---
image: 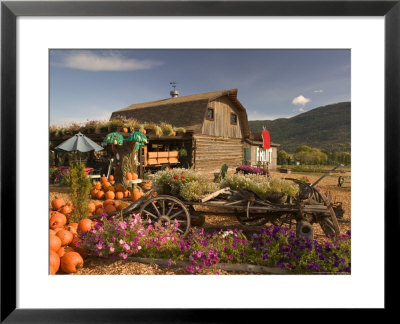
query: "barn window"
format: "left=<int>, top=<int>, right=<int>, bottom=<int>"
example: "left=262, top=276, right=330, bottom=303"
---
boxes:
left=207, top=108, right=214, bottom=120
left=231, top=113, right=237, bottom=124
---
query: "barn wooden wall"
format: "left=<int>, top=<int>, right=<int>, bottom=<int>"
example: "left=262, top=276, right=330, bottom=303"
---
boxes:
left=201, top=96, right=243, bottom=138
left=193, top=134, right=243, bottom=172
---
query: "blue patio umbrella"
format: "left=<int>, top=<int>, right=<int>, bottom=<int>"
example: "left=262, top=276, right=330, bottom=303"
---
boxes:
left=55, top=132, right=103, bottom=163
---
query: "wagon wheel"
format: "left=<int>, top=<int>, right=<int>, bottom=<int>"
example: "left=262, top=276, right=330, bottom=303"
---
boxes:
left=138, top=195, right=191, bottom=237
left=234, top=200, right=271, bottom=226
left=309, top=187, right=341, bottom=237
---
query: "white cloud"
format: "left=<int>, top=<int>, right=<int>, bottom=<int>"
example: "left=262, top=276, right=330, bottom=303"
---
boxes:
left=54, top=51, right=163, bottom=71
left=313, top=89, right=324, bottom=93
left=292, top=95, right=311, bottom=107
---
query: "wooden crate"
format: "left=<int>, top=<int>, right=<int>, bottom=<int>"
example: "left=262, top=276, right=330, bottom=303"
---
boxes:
left=148, top=152, right=158, bottom=159
left=147, top=158, right=158, bottom=165
left=169, top=151, right=179, bottom=158
left=158, top=152, right=169, bottom=158
left=157, top=158, right=169, bottom=164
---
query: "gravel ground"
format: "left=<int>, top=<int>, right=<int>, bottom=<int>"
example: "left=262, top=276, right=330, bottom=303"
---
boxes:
left=50, top=170, right=351, bottom=275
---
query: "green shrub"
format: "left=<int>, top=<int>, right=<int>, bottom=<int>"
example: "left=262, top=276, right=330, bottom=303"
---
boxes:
left=65, top=162, right=91, bottom=222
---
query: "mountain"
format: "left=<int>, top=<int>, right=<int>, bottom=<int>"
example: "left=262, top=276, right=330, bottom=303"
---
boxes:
left=248, top=102, right=351, bottom=153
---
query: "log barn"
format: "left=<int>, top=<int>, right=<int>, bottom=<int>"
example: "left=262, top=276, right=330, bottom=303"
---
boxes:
left=111, top=88, right=278, bottom=173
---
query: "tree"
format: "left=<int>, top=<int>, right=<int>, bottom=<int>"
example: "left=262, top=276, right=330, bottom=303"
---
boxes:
left=278, top=150, right=291, bottom=165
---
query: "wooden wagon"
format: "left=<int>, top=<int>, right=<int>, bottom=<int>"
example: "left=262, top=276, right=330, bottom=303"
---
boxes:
left=89, top=173, right=344, bottom=239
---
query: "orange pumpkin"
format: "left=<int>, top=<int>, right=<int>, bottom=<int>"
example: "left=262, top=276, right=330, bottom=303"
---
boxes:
left=59, top=205, right=72, bottom=215
left=56, top=229, right=74, bottom=246
left=102, top=181, right=111, bottom=189
left=88, top=202, right=96, bottom=213
left=66, top=201, right=74, bottom=210
left=131, top=188, right=143, bottom=202
left=96, top=190, right=105, bottom=200
left=100, top=176, right=108, bottom=183
left=93, top=200, right=103, bottom=209
left=171, top=131, right=176, bottom=136
left=60, top=252, right=84, bottom=274
left=94, top=182, right=102, bottom=190
left=66, top=223, right=78, bottom=236
left=91, top=188, right=99, bottom=198
left=122, top=127, right=128, bottom=133
left=49, top=250, right=60, bottom=275
left=57, top=245, right=74, bottom=258
left=49, top=229, right=56, bottom=236
left=115, top=191, right=124, bottom=200
left=125, top=172, right=133, bottom=180
left=131, top=172, right=138, bottom=180
left=142, top=129, right=147, bottom=135
left=124, top=190, right=130, bottom=198
left=104, top=204, right=117, bottom=213
left=95, top=207, right=105, bottom=215
left=103, top=199, right=115, bottom=207
left=78, top=219, right=92, bottom=233
left=50, top=234, right=62, bottom=252
left=105, top=191, right=115, bottom=200
left=49, top=212, right=67, bottom=229
left=109, top=175, right=114, bottom=181
left=51, top=197, right=65, bottom=211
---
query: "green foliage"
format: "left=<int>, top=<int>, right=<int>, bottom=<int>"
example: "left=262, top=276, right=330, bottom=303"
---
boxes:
left=220, top=173, right=299, bottom=200
left=65, top=162, right=91, bottom=223
left=277, top=150, right=292, bottom=164
left=49, top=167, right=59, bottom=183
left=153, top=168, right=218, bottom=201
left=295, top=145, right=312, bottom=153
left=178, top=148, right=188, bottom=157
left=248, top=102, right=351, bottom=153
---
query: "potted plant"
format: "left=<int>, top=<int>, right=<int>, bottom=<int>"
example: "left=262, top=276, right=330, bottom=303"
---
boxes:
left=173, top=127, right=186, bottom=136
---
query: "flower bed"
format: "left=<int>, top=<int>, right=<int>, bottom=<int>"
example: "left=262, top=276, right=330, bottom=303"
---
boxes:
left=78, top=214, right=351, bottom=274
left=236, top=164, right=269, bottom=175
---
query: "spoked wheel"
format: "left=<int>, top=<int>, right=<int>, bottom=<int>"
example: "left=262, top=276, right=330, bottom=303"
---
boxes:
left=138, top=195, right=191, bottom=237
left=234, top=201, right=270, bottom=226
left=310, top=187, right=341, bottom=237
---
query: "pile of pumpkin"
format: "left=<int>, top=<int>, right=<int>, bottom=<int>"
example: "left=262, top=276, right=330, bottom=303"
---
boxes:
left=49, top=197, right=93, bottom=275
left=89, top=173, right=144, bottom=208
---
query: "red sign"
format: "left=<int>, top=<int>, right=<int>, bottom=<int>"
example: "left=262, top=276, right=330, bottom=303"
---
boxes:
left=261, top=129, right=270, bottom=150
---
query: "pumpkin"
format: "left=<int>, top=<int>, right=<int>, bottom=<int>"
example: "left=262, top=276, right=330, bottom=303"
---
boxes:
left=106, top=186, right=115, bottom=193
left=96, top=190, right=105, bottom=200
left=94, top=182, right=102, bottom=190
left=125, top=172, right=133, bottom=180
left=124, top=190, right=130, bottom=198
left=131, top=187, right=143, bottom=202
left=78, top=219, right=92, bottom=233
left=115, top=191, right=124, bottom=200
left=66, top=223, right=78, bottom=236
left=66, top=201, right=74, bottom=210
left=103, top=199, right=115, bottom=207
left=56, top=229, right=74, bottom=246
left=60, top=252, right=84, bottom=274
left=49, top=229, right=56, bottom=236
left=171, top=131, right=176, bottom=136
left=131, top=172, right=138, bottom=180
left=105, top=191, right=115, bottom=200
left=51, top=197, right=65, bottom=211
left=93, top=200, right=103, bottom=209
left=109, top=175, right=114, bottom=181
left=57, top=246, right=74, bottom=258
left=102, top=181, right=111, bottom=189
left=142, top=129, right=147, bottom=135
left=122, top=127, right=128, bottom=133
left=90, top=188, right=99, bottom=198
left=100, top=176, right=108, bottom=183
left=95, top=207, right=105, bottom=215
left=49, top=250, right=60, bottom=275
left=53, top=227, right=64, bottom=234
left=104, top=204, right=117, bottom=213
left=59, top=205, right=72, bottom=215
left=49, top=234, right=62, bottom=252
left=49, top=212, right=67, bottom=229
left=88, top=202, right=96, bottom=213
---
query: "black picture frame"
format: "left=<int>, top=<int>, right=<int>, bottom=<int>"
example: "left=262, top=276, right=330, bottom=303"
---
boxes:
left=1, top=0, right=398, bottom=321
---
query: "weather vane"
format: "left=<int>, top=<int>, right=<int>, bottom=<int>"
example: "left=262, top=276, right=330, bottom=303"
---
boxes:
left=170, top=81, right=177, bottom=90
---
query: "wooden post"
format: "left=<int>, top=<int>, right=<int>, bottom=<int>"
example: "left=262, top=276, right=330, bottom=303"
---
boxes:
left=113, top=141, right=139, bottom=183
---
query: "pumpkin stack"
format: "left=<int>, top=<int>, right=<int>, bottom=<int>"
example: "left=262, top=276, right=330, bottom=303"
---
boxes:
left=49, top=197, right=91, bottom=275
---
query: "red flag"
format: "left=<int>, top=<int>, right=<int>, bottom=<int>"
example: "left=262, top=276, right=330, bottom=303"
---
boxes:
left=261, top=129, right=270, bottom=150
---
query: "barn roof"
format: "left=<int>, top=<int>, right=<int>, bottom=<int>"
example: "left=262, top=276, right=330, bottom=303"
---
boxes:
left=111, top=89, right=250, bottom=137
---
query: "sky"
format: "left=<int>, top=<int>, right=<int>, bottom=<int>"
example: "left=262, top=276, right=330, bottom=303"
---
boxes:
left=49, top=49, right=350, bottom=126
